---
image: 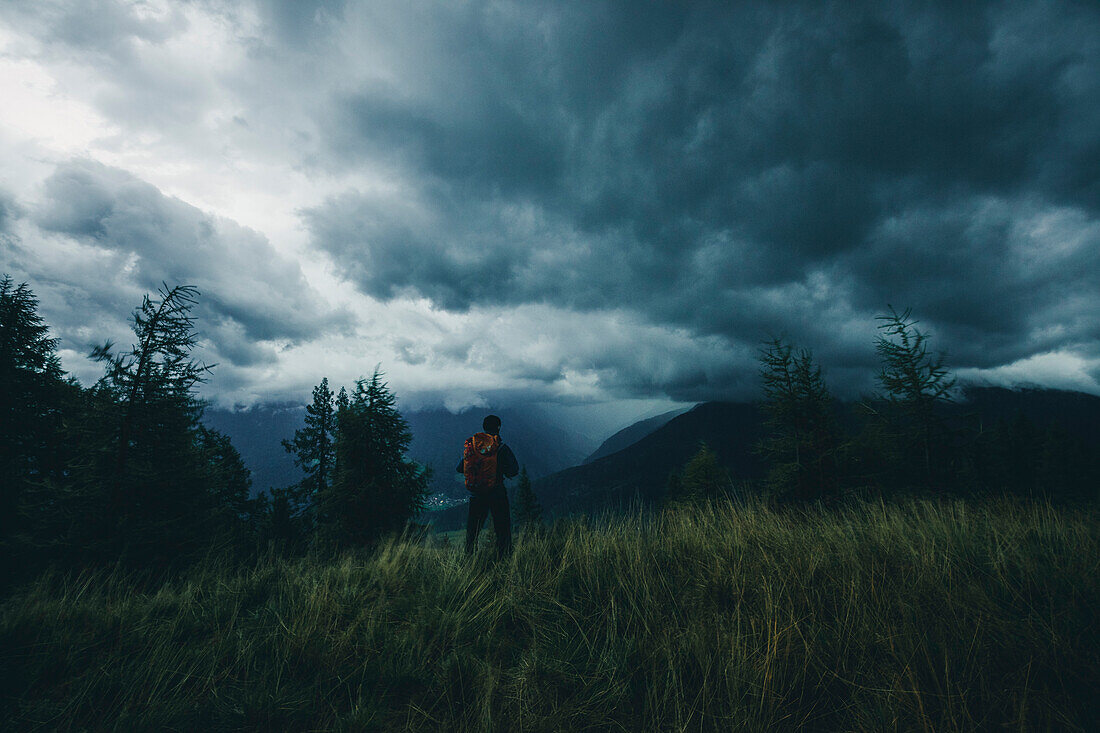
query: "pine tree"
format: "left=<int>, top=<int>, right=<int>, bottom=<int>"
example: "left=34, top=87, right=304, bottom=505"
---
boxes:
left=318, top=369, right=429, bottom=549
left=873, top=306, right=956, bottom=490
left=680, top=443, right=731, bottom=503
left=282, top=377, right=336, bottom=517
left=684, top=443, right=730, bottom=498
left=91, top=284, right=213, bottom=539
left=758, top=339, right=839, bottom=500
left=0, top=275, right=67, bottom=578
left=0, top=275, right=65, bottom=470
left=334, top=386, right=349, bottom=479
left=512, top=467, right=543, bottom=531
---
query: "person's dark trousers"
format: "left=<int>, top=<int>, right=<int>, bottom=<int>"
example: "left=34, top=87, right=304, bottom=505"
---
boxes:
left=465, top=486, right=512, bottom=557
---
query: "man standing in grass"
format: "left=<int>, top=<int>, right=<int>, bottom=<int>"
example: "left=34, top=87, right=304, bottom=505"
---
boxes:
left=457, top=414, right=519, bottom=557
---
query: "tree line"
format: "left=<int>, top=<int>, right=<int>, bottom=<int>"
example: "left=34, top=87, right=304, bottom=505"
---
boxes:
left=0, top=276, right=432, bottom=589
left=4, top=273, right=1096, bottom=587
left=279, top=377, right=546, bottom=549
left=667, top=307, right=1100, bottom=506
left=1, top=278, right=257, bottom=586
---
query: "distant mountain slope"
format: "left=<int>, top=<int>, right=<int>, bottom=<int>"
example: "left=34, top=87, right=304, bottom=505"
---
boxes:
left=202, top=404, right=305, bottom=494
left=539, top=401, right=765, bottom=513
left=425, top=401, right=766, bottom=530
left=202, top=403, right=594, bottom=503
left=424, top=386, right=1100, bottom=531
left=958, top=386, right=1100, bottom=441
left=583, top=407, right=693, bottom=464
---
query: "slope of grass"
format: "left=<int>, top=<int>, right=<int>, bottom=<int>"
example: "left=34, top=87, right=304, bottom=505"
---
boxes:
left=2, top=498, right=1097, bottom=731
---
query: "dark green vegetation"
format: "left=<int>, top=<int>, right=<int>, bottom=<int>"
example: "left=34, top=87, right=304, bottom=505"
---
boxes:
left=3, top=499, right=1096, bottom=731
left=0, top=276, right=426, bottom=590
left=429, top=387, right=1100, bottom=531
left=275, top=371, right=430, bottom=553
left=3, top=274, right=1099, bottom=730
left=0, top=278, right=260, bottom=585
left=512, top=467, right=543, bottom=531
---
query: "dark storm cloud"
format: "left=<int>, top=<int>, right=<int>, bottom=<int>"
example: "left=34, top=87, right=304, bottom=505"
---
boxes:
left=6, top=0, right=1097, bottom=403
left=317, top=1, right=691, bottom=195
left=303, top=189, right=520, bottom=311
left=304, top=0, right=1100, bottom=392
left=32, top=159, right=342, bottom=365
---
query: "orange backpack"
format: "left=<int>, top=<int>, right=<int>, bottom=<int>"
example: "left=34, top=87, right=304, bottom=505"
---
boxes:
left=463, top=432, right=501, bottom=494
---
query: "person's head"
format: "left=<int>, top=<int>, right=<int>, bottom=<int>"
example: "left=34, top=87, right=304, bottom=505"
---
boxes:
left=483, top=414, right=502, bottom=435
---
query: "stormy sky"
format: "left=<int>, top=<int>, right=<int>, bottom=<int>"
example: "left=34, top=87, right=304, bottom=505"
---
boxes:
left=2, top=0, right=1099, bottom=420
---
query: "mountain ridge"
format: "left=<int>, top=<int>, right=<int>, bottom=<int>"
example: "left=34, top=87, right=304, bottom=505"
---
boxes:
left=201, top=403, right=596, bottom=502
left=582, top=407, right=694, bottom=464
left=424, top=386, right=1100, bottom=531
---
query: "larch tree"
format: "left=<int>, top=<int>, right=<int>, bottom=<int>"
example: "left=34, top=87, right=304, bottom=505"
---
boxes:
left=85, top=284, right=233, bottom=562
left=91, top=285, right=212, bottom=523
left=665, top=443, right=730, bottom=506
left=873, top=307, right=956, bottom=489
left=4, top=277, right=260, bottom=574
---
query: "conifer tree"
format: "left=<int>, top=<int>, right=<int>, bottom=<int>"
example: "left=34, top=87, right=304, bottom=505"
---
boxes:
left=318, top=369, right=429, bottom=549
left=91, top=284, right=213, bottom=539
left=758, top=339, right=839, bottom=500
left=0, top=275, right=65, bottom=469
left=684, top=443, right=730, bottom=501
left=0, top=276, right=67, bottom=575
left=512, top=467, right=543, bottom=531
left=79, top=283, right=251, bottom=563
left=282, top=377, right=336, bottom=516
left=3, top=278, right=256, bottom=570
left=873, top=307, right=956, bottom=489
left=196, top=424, right=254, bottom=540
left=333, top=386, right=349, bottom=478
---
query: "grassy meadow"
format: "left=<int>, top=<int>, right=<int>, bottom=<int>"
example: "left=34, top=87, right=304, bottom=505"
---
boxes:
left=1, top=498, right=1097, bottom=731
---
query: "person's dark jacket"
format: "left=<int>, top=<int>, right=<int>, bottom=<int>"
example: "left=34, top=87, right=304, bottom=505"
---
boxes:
left=456, top=441, right=519, bottom=488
